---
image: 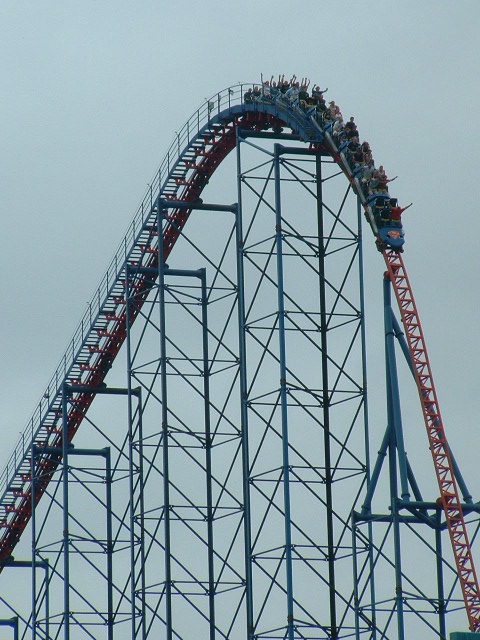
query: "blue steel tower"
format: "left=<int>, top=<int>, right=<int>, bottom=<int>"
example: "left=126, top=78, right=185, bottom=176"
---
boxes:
left=0, top=84, right=479, bottom=640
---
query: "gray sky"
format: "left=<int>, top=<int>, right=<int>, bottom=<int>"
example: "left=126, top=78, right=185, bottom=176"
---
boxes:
left=1, top=1, right=480, bottom=489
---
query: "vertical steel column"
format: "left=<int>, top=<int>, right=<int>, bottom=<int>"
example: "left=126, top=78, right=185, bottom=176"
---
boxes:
left=61, top=384, right=70, bottom=640
left=43, top=560, right=50, bottom=638
left=235, top=134, right=254, bottom=640
left=274, top=145, right=294, bottom=640
left=383, top=283, right=405, bottom=639
left=384, top=278, right=410, bottom=503
left=125, top=266, right=146, bottom=640
left=29, top=459, right=51, bottom=640
left=388, top=435, right=405, bottom=640
left=157, top=201, right=173, bottom=639
left=355, top=194, right=377, bottom=639
left=44, top=559, right=50, bottom=640
left=125, top=262, right=136, bottom=640
left=435, top=509, right=447, bottom=640
left=316, top=154, right=338, bottom=640
left=135, top=387, right=146, bottom=639
left=31, top=445, right=37, bottom=640
left=351, top=514, right=362, bottom=640
left=105, top=447, right=113, bottom=640
left=200, top=267, right=216, bottom=640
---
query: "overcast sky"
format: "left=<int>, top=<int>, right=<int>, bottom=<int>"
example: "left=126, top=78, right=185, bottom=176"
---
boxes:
left=1, top=2, right=480, bottom=491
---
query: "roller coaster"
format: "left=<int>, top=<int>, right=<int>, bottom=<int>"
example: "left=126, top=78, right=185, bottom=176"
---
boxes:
left=0, top=82, right=479, bottom=639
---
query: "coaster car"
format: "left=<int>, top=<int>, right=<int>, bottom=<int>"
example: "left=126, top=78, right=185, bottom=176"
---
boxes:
left=367, top=193, right=405, bottom=252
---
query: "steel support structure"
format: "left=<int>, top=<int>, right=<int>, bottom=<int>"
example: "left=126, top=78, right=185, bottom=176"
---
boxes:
left=26, top=384, right=139, bottom=640
left=97, top=132, right=369, bottom=639
left=352, top=274, right=480, bottom=639
left=2, top=88, right=480, bottom=639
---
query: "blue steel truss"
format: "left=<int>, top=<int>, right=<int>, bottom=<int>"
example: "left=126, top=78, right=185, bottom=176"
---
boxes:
left=0, top=84, right=479, bottom=640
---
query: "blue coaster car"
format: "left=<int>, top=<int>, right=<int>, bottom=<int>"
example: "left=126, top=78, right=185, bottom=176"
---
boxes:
left=377, top=223, right=405, bottom=250
left=367, top=193, right=405, bottom=251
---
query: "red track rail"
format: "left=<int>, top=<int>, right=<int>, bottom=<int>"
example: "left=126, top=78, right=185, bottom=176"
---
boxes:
left=383, top=248, right=480, bottom=631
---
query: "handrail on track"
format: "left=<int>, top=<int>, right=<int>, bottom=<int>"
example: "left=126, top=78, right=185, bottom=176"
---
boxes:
left=0, top=83, right=262, bottom=499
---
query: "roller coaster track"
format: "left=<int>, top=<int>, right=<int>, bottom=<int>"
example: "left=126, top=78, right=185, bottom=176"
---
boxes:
left=383, top=249, right=480, bottom=631
left=1, top=83, right=479, bottom=631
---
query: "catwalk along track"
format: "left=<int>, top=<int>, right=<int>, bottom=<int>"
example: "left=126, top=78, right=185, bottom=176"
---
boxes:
left=1, top=81, right=480, bottom=640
